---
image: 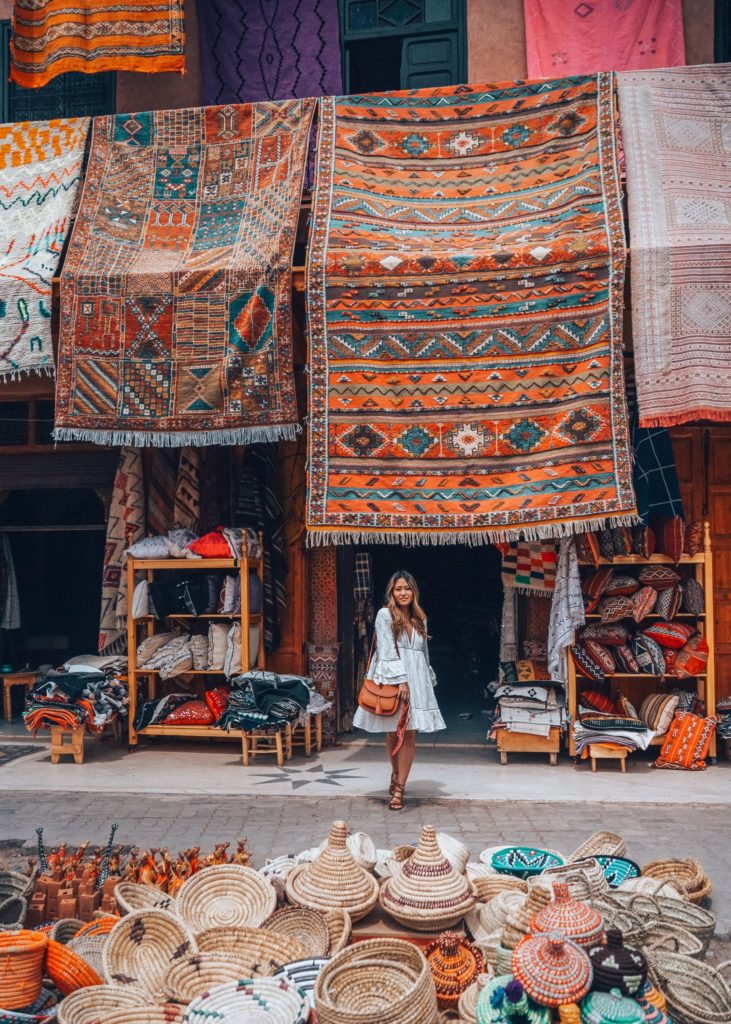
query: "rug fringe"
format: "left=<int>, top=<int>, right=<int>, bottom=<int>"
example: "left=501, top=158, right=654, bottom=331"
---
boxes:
left=53, top=423, right=301, bottom=447
left=506, top=584, right=554, bottom=597
left=639, top=409, right=731, bottom=428
left=306, top=513, right=640, bottom=547
left=0, top=365, right=54, bottom=382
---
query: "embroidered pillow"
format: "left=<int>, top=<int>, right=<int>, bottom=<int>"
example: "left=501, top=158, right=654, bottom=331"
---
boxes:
left=654, top=515, right=686, bottom=564
left=583, top=639, right=616, bottom=674
left=640, top=693, right=680, bottom=734
left=638, top=565, right=681, bottom=590
left=599, top=595, right=635, bottom=623
left=682, top=578, right=704, bottom=615
left=582, top=623, right=631, bottom=646
left=517, top=659, right=551, bottom=681
left=605, top=574, right=640, bottom=597
left=580, top=715, right=647, bottom=732
left=137, top=631, right=179, bottom=666
left=632, top=524, right=656, bottom=559
left=598, top=529, right=616, bottom=562
left=522, top=640, right=548, bottom=661
left=500, top=661, right=518, bottom=684
left=579, top=689, right=623, bottom=715
left=618, top=694, right=639, bottom=719
left=611, top=526, right=633, bottom=556
left=205, top=687, right=230, bottom=722
left=126, top=535, right=170, bottom=559
left=663, top=648, right=678, bottom=674
left=655, top=585, right=682, bottom=622
left=671, top=688, right=698, bottom=713
left=164, top=699, right=215, bottom=726
left=614, top=644, right=640, bottom=674
left=631, top=586, right=657, bottom=623
left=643, top=622, right=695, bottom=650
left=674, top=634, right=709, bottom=678
left=576, top=531, right=601, bottom=568
left=582, top=568, right=615, bottom=600
left=655, top=711, right=716, bottom=771
left=684, top=520, right=704, bottom=557
left=571, top=645, right=606, bottom=683
left=631, top=635, right=666, bottom=676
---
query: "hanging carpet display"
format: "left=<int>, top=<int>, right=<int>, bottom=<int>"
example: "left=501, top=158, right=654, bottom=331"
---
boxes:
left=618, top=64, right=731, bottom=427
left=54, top=98, right=315, bottom=446
left=99, top=446, right=145, bottom=654
left=9, top=0, right=185, bottom=88
left=0, top=118, right=88, bottom=380
left=307, top=74, right=635, bottom=544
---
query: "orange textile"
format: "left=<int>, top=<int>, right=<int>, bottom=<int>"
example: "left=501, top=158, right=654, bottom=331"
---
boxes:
left=10, top=0, right=185, bottom=87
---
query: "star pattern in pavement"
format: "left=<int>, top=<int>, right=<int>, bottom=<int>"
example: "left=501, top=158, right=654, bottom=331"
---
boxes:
left=249, top=764, right=365, bottom=790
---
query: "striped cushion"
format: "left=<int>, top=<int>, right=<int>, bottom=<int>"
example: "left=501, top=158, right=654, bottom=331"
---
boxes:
left=580, top=689, right=623, bottom=715
left=655, top=515, right=686, bottom=564
left=580, top=714, right=647, bottom=732
left=582, top=568, right=615, bottom=600
left=638, top=565, right=681, bottom=590
left=643, top=622, right=695, bottom=650
left=655, top=711, right=716, bottom=771
left=640, top=693, right=680, bottom=733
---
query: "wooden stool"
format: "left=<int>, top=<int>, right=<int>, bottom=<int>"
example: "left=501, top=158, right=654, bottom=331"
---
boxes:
left=241, top=728, right=286, bottom=768
left=589, top=743, right=628, bottom=773
left=1, top=671, right=36, bottom=722
left=290, top=715, right=314, bottom=756
left=50, top=726, right=85, bottom=765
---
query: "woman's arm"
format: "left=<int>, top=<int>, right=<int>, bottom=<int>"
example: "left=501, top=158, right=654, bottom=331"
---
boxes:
left=373, top=608, right=408, bottom=689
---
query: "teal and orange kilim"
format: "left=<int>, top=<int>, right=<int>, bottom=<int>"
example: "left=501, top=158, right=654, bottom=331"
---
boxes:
left=307, top=75, right=637, bottom=544
left=54, top=99, right=315, bottom=447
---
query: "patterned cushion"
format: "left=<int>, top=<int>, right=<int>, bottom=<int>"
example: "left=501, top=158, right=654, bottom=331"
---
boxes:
left=580, top=714, right=647, bottom=732
left=674, top=634, right=709, bottom=678
left=584, top=593, right=601, bottom=615
left=643, top=622, right=695, bottom=650
left=640, top=693, right=680, bottom=734
left=654, top=515, right=686, bottom=564
left=619, top=694, right=639, bottom=719
left=583, top=623, right=631, bottom=646
left=582, top=568, right=615, bottom=600
left=614, top=644, right=640, bottom=673
left=611, top=526, right=634, bottom=556
left=638, top=565, right=681, bottom=590
left=672, top=688, right=700, bottom=713
left=599, top=595, right=635, bottom=623
left=605, top=574, right=640, bottom=597
left=500, top=661, right=518, bottom=684
left=522, top=640, right=548, bottom=661
left=583, top=639, right=616, bottom=674
left=516, top=659, right=551, bottom=681
left=580, top=689, right=623, bottom=715
left=663, top=648, right=678, bottom=674
left=684, top=520, right=704, bottom=557
left=631, top=634, right=666, bottom=675
left=598, top=529, right=616, bottom=561
left=632, top=524, right=656, bottom=559
left=682, top=578, right=704, bottom=615
left=655, top=711, right=716, bottom=771
left=576, top=531, right=601, bottom=568
left=655, top=584, right=682, bottom=622
left=631, top=585, right=658, bottom=623
left=571, top=645, right=606, bottom=683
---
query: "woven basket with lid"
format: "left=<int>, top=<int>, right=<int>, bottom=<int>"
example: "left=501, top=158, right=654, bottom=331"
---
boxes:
left=380, top=824, right=476, bottom=932
left=425, top=931, right=484, bottom=1011
left=262, top=906, right=330, bottom=957
left=177, top=864, right=277, bottom=931
left=285, top=820, right=379, bottom=923
left=530, top=883, right=604, bottom=949
left=587, top=929, right=647, bottom=996
left=580, top=988, right=645, bottom=1024
left=475, top=975, right=551, bottom=1023
left=512, top=931, right=593, bottom=1007
left=193, top=925, right=308, bottom=973
left=501, top=886, right=552, bottom=952
left=57, top=985, right=148, bottom=1024
left=102, top=908, right=197, bottom=1000
left=457, top=972, right=492, bottom=1024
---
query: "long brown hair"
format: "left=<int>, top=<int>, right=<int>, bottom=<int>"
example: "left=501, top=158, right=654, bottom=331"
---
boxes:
left=385, top=571, right=427, bottom=641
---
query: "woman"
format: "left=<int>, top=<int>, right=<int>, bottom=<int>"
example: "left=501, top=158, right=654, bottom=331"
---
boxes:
left=353, top=571, right=446, bottom=810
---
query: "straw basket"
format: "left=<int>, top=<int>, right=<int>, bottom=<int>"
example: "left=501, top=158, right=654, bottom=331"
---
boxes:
left=263, top=907, right=331, bottom=956
left=617, top=876, right=685, bottom=900
left=114, top=882, right=176, bottom=916
left=0, top=930, right=47, bottom=1010
left=437, top=834, right=470, bottom=876
left=323, top=908, right=351, bottom=954
left=380, top=825, right=476, bottom=932
left=647, top=950, right=731, bottom=1024
left=66, top=928, right=108, bottom=978
left=193, top=925, right=308, bottom=974
left=457, top=974, right=492, bottom=1024
left=392, top=846, right=416, bottom=863
left=273, top=957, right=330, bottom=1010
left=425, top=931, right=484, bottom=1012
left=45, top=938, right=102, bottom=995
left=258, top=857, right=297, bottom=901
left=0, top=896, right=27, bottom=932
left=539, top=859, right=608, bottom=899
left=467, top=892, right=525, bottom=940
left=57, top=986, right=148, bottom=1024
left=642, top=921, right=705, bottom=960
left=50, top=919, right=85, bottom=944
left=285, top=821, right=379, bottom=923
left=0, top=986, right=57, bottom=1024
left=566, top=832, right=626, bottom=863
left=613, top=892, right=717, bottom=953
left=472, top=876, right=527, bottom=904
left=0, top=872, right=35, bottom=903
left=177, top=865, right=277, bottom=932
left=102, top=909, right=197, bottom=1000
left=163, top=952, right=257, bottom=1003
left=641, top=858, right=712, bottom=905
left=314, top=938, right=438, bottom=1024
left=183, top=976, right=309, bottom=1024
left=104, top=1006, right=185, bottom=1024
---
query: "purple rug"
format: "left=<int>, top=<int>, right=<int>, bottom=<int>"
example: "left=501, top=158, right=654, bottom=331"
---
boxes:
left=199, top=0, right=343, bottom=105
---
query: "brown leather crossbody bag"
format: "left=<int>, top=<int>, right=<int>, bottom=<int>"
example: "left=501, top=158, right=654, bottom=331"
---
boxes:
left=357, top=630, right=401, bottom=717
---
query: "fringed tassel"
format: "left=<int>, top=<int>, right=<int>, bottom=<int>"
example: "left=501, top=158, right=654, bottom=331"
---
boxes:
left=0, top=365, right=55, bottom=383
left=53, top=423, right=301, bottom=447
left=505, top=583, right=554, bottom=597
left=639, top=409, right=731, bottom=428
left=306, top=512, right=640, bottom=547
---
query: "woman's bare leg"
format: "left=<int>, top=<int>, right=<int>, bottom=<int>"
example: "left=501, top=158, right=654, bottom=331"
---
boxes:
left=395, top=730, right=417, bottom=786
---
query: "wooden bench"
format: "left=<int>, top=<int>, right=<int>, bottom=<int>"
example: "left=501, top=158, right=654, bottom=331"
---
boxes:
left=588, top=742, right=628, bottom=773
left=241, top=724, right=293, bottom=768
left=50, top=725, right=85, bottom=765
left=1, top=671, right=36, bottom=722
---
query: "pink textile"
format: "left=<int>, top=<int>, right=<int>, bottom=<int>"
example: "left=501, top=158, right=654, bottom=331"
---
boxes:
left=523, top=0, right=686, bottom=80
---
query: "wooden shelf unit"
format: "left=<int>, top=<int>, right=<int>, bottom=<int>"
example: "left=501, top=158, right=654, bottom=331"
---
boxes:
left=568, top=522, right=716, bottom=759
left=127, top=552, right=265, bottom=747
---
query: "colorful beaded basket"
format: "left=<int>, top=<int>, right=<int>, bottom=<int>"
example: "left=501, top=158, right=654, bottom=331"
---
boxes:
left=595, top=857, right=641, bottom=889
left=425, top=931, right=485, bottom=1012
left=580, top=988, right=645, bottom=1024
left=475, top=975, right=551, bottom=1024
left=512, top=931, right=593, bottom=1008
left=491, top=848, right=564, bottom=880
left=588, top=930, right=647, bottom=997
left=530, top=883, right=605, bottom=949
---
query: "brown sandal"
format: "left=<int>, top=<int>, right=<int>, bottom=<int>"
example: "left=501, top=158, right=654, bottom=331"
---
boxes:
left=389, top=769, right=398, bottom=796
left=389, top=783, right=405, bottom=811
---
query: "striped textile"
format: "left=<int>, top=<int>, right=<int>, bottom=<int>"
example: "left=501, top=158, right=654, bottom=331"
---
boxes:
left=99, top=447, right=145, bottom=654
left=10, top=0, right=185, bottom=88
left=619, top=64, right=731, bottom=426
left=145, top=449, right=177, bottom=537
left=501, top=542, right=557, bottom=595
left=174, top=447, right=201, bottom=532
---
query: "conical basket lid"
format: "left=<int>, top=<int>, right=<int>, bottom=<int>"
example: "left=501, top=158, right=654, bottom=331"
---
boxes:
left=512, top=931, right=593, bottom=1008
left=285, top=821, right=378, bottom=919
left=530, top=882, right=604, bottom=948
left=381, top=825, right=475, bottom=917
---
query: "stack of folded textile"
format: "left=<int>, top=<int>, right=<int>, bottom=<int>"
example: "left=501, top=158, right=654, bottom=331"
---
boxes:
left=490, top=659, right=566, bottom=740
left=572, top=689, right=655, bottom=756
left=24, top=669, right=128, bottom=734
left=218, top=671, right=312, bottom=734
left=125, top=526, right=261, bottom=561
left=136, top=622, right=259, bottom=679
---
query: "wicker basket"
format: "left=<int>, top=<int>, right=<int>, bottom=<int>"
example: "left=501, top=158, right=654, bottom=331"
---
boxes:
left=177, top=864, right=277, bottom=932
left=45, top=938, right=103, bottom=995
left=50, top=919, right=85, bottom=944
left=102, top=908, right=197, bottom=1000
left=380, top=825, right=477, bottom=932
left=66, top=927, right=108, bottom=977
left=0, top=895, right=27, bottom=931
left=273, top=957, right=330, bottom=1011
left=566, top=832, right=626, bottom=863
left=0, top=871, right=35, bottom=903
left=184, top=977, right=309, bottom=1024
left=163, top=951, right=257, bottom=1003
left=617, top=876, right=685, bottom=900
left=616, top=892, right=717, bottom=953
left=57, top=985, right=149, bottom=1024
left=193, top=925, right=308, bottom=974
left=286, top=821, right=379, bottom=923
left=642, top=922, right=705, bottom=960
left=263, top=906, right=331, bottom=956
left=466, top=891, right=525, bottom=940
left=641, top=858, right=713, bottom=905
left=457, top=973, right=492, bottom=1024
left=0, top=930, right=47, bottom=1011
left=472, top=876, right=528, bottom=903
left=114, top=882, right=176, bottom=916
left=392, top=845, right=416, bottom=862
left=104, top=1006, right=185, bottom=1024
left=539, top=859, right=608, bottom=899
left=323, top=908, right=352, bottom=954
left=314, top=938, right=438, bottom=1024
left=647, top=950, right=731, bottom=1024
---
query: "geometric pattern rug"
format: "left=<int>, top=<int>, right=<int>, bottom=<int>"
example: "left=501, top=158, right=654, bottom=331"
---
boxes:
left=0, top=745, right=43, bottom=767
left=307, top=75, right=636, bottom=544
left=55, top=100, right=315, bottom=446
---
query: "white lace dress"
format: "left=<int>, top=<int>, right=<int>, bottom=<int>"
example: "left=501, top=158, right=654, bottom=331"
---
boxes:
left=353, top=607, right=446, bottom=734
